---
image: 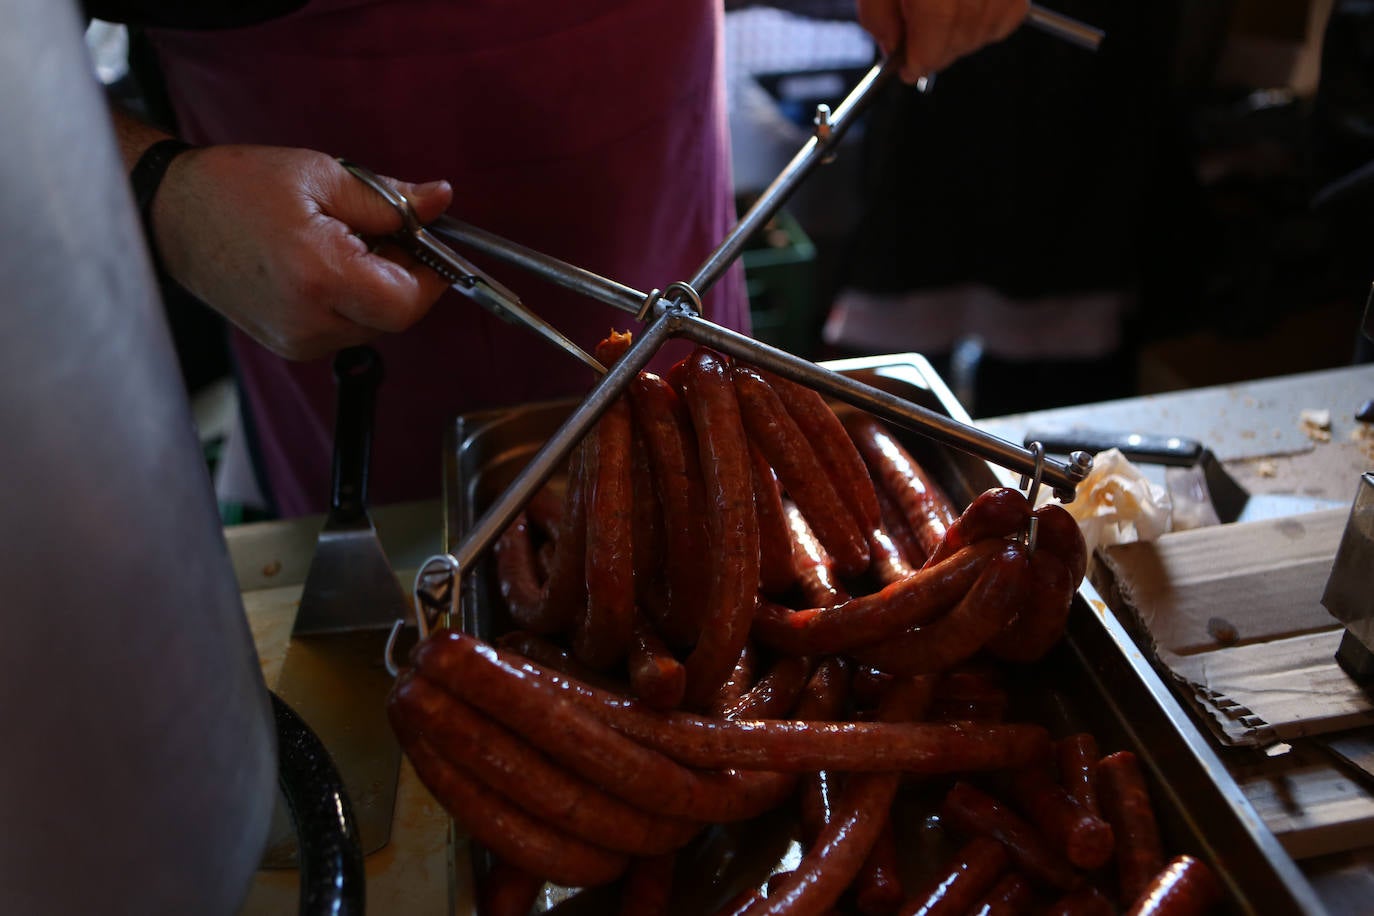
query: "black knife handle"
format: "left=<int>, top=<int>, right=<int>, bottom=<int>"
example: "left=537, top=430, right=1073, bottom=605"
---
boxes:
left=1024, top=428, right=1203, bottom=466
left=330, top=346, right=383, bottom=521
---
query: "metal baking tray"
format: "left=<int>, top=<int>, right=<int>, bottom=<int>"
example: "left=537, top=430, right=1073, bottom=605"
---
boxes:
left=441, top=353, right=1327, bottom=915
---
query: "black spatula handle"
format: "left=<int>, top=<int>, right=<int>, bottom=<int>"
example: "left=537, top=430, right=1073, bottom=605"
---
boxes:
left=330, top=346, right=383, bottom=521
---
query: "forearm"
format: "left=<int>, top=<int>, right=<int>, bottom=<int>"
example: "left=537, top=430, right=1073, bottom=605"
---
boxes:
left=109, top=103, right=178, bottom=173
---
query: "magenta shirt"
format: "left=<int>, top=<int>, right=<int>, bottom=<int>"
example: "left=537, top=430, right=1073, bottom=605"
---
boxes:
left=149, top=0, right=748, bottom=515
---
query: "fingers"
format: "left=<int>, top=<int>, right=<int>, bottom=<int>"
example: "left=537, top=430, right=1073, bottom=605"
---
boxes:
left=857, top=0, right=904, bottom=59
left=324, top=158, right=452, bottom=236
left=313, top=161, right=456, bottom=337
left=857, top=0, right=1029, bottom=84
left=899, top=0, right=964, bottom=82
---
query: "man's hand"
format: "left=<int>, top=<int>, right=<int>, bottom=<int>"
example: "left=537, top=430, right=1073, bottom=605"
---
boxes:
left=153, top=145, right=454, bottom=360
left=856, top=0, right=1029, bottom=84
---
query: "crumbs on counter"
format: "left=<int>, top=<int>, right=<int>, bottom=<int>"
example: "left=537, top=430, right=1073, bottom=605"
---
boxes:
left=1255, top=459, right=1279, bottom=478
left=1354, top=422, right=1374, bottom=461
left=1300, top=408, right=1332, bottom=443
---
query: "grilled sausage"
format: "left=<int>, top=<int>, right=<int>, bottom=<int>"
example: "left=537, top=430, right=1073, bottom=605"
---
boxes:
left=784, top=499, right=851, bottom=608
left=735, top=365, right=870, bottom=578
left=399, top=734, right=629, bottom=888
left=1031, top=502, right=1088, bottom=587
left=899, top=836, right=1010, bottom=916
left=751, top=541, right=1002, bottom=656
left=629, top=370, right=710, bottom=648
left=388, top=671, right=701, bottom=856
left=984, top=548, right=1075, bottom=664
left=408, top=630, right=790, bottom=823
left=412, top=630, right=1050, bottom=777
left=1124, top=855, right=1223, bottom=916
left=574, top=393, right=636, bottom=669
left=681, top=349, right=760, bottom=709
left=850, top=541, right=1031, bottom=676
left=492, top=511, right=547, bottom=631
left=846, top=414, right=960, bottom=560
left=538, top=440, right=591, bottom=634
left=967, top=872, right=1035, bottom=916
left=1055, top=733, right=1103, bottom=818
left=752, top=443, right=798, bottom=596
left=939, top=781, right=1081, bottom=892
left=923, top=487, right=1031, bottom=568
left=627, top=616, right=687, bottom=711
left=1009, top=763, right=1115, bottom=871
left=757, top=369, right=883, bottom=535
left=1098, top=751, right=1165, bottom=906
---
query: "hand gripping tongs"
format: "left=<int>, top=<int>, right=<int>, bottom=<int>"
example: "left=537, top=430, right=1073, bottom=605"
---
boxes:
left=337, top=159, right=606, bottom=375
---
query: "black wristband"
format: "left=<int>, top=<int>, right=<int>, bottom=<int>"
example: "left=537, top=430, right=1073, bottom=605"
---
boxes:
left=130, top=138, right=196, bottom=274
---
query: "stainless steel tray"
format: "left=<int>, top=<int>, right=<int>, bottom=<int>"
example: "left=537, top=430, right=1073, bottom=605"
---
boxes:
left=441, top=353, right=1327, bottom=915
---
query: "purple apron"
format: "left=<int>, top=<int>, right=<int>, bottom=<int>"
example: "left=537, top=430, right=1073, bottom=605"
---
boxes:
left=149, top=0, right=748, bottom=515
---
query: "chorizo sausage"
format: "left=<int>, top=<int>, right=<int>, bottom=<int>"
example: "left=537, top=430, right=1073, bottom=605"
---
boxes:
left=627, top=616, right=687, bottom=711
left=408, top=630, right=790, bottom=823
left=492, top=511, right=546, bottom=631
left=1124, top=855, right=1223, bottom=916
left=923, top=487, right=1031, bottom=568
left=399, top=734, right=629, bottom=888
left=413, top=630, right=1050, bottom=777
left=524, top=481, right=565, bottom=543
left=1055, top=733, right=1103, bottom=818
left=682, top=349, right=760, bottom=709
left=939, top=781, right=1081, bottom=892
left=750, top=669, right=929, bottom=916
left=845, top=414, right=960, bottom=560
left=844, top=675, right=938, bottom=916
left=784, top=498, right=851, bottom=608
left=850, top=541, right=1031, bottom=676
left=930, top=666, right=1009, bottom=724
left=1009, top=763, right=1115, bottom=871
left=744, top=771, right=900, bottom=916
left=629, top=370, right=710, bottom=647
left=1032, top=502, right=1088, bottom=588
left=751, top=443, right=797, bottom=596
left=795, top=658, right=856, bottom=846
left=868, top=524, right=917, bottom=589
left=734, top=365, right=869, bottom=578
left=477, top=859, right=545, bottom=916
left=496, top=630, right=622, bottom=692
left=617, top=852, right=677, bottom=916
left=574, top=393, right=636, bottom=669
left=715, top=654, right=816, bottom=721
left=751, top=540, right=1001, bottom=656
left=967, top=872, right=1035, bottom=916
left=875, top=480, right=927, bottom=568
left=984, top=548, right=1075, bottom=664
left=631, top=422, right=665, bottom=614
left=899, top=835, right=1010, bottom=916
left=389, top=671, right=701, bottom=856
left=1097, top=751, right=1165, bottom=906
left=757, top=368, right=883, bottom=535
left=538, top=441, right=591, bottom=634
left=709, top=642, right=759, bottom=717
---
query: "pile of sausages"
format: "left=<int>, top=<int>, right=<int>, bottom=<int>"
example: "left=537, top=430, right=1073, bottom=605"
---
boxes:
left=386, top=335, right=1223, bottom=916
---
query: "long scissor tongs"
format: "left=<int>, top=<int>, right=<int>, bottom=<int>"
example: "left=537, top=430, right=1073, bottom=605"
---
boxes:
left=338, top=159, right=606, bottom=374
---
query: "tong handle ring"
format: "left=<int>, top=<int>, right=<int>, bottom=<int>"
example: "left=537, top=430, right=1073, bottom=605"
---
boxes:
left=338, top=158, right=422, bottom=235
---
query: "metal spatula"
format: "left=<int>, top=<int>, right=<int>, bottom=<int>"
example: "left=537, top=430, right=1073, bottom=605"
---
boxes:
left=263, top=345, right=408, bottom=867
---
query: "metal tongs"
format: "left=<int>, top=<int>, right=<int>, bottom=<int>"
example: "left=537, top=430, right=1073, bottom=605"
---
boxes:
left=338, top=159, right=606, bottom=375
left=382, top=7, right=1106, bottom=671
